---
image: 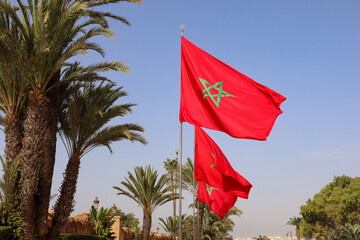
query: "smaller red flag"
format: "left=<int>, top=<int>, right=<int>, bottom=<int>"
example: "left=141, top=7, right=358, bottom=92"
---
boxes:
left=198, top=181, right=237, bottom=219
left=195, top=126, right=252, bottom=199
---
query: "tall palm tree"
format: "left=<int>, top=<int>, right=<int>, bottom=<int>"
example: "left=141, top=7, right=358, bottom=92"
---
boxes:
left=182, top=158, right=206, bottom=240
left=0, top=9, right=28, bottom=236
left=113, top=166, right=178, bottom=240
left=163, top=157, right=179, bottom=222
left=0, top=2, right=27, bottom=165
left=48, top=82, right=146, bottom=239
left=287, top=216, right=302, bottom=240
left=0, top=1, right=142, bottom=239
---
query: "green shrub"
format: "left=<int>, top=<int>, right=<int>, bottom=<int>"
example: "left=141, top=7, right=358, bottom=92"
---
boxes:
left=0, top=226, right=13, bottom=239
left=89, top=206, right=115, bottom=240
left=59, top=233, right=104, bottom=240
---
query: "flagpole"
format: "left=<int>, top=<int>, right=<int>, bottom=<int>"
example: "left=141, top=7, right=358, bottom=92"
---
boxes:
left=179, top=122, right=183, bottom=240
left=194, top=128, right=200, bottom=240
left=193, top=126, right=196, bottom=240
left=179, top=24, right=185, bottom=240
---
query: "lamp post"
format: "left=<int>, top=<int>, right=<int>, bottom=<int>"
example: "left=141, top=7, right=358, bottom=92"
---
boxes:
left=111, top=204, right=117, bottom=214
left=93, top=197, right=99, bottom=209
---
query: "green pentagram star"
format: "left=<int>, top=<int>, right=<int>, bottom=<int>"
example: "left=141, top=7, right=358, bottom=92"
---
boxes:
left=206, top=184, right=218, bottom=196
left=199, top=78, right=236, bottom=107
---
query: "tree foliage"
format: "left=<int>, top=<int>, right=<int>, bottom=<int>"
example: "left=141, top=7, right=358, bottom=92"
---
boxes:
left=330, top=223, right=360, bottom=240
left=112, top=209, right=139, bottom=229
left=89, top=206, right=116, bottom=240
left=0, top=155, right=19, bottom=225
left=300, top=175, right=360, bottom=239
left=0, top=155, right=22, bottom=238
left=202, top=205, right=242, bottom=240
left=49, top=82, right=146, bottom=238
left=113, top=165, right=178, bottom=240
left=182, top=158, right=196, bottom=195
left=0, top=0, right=144, bottom=239
left=287, top=216, right=302, bottom=240
left=163, top=157, right=179, bottom=225
left=159, top=215, right=186, bottom=239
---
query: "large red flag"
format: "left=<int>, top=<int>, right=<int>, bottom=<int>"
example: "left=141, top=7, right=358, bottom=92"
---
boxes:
left=195, top=126, right=252, bottom=199
left=180, top=36, right=286, bottom=140
left=197, top=181, right=237, bottom=219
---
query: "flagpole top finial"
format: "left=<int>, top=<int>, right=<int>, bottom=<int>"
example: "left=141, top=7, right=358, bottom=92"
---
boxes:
left=180, top=24, right=185, bottom=36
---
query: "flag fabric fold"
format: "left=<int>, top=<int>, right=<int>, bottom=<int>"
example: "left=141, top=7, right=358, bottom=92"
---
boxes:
left=197, top=181, right=237, bottom=219
left=195, top=126, right=252, bottom=199
left=180, top=36, right=286, bottom=140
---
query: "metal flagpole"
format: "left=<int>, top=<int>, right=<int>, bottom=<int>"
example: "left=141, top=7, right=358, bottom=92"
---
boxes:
left=179, top=123, right=183, bottom=240
left=179, top=24, right=185, bottom=240
left=193, top=126, right=196, bottom=240
left=197, top=198, right=200, bottom=240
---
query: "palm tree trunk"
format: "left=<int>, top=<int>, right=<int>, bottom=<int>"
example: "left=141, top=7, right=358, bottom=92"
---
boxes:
left=36, top=71, right=60, bottom=240
left=4, top=112, right=23, bottom=195
left=47, top=154, right=81, bottom=240
left=4, top=112, right=23, bottom=163
left=21, top=89, right=49, bottom=240
left=4, top=111, right=23, bottom=232
left=195, top=200, right=206, bottom=240
left=142, top=211, right=152, bottom=240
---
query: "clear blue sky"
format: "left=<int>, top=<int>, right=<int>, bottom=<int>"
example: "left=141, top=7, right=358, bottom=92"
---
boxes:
left=2, top=0, right=360, bottom=238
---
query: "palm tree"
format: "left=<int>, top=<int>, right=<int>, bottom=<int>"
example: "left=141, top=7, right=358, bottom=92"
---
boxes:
left=182, top=214, right=195, bottom=240
left=287, top=216, right=302, bottom=240
left=89, top=206, right=116, bottom=240
left=0, top=1, right=142, bottom=238
left=163, top=157, right=179, bottom=221
left=182, top=158, right=196, bottom=195
left=159, top=215, right=186, bottom=239
left=113, top=166, right=178, bottom=240
left=0, top=8, right=27, bottom=235
left=202, top=205, right=242, bottom=240
left=336, top=224, right=360, bottom=240
left=182, top=157, right=206, bottom=240
left=48, top=82, right=146, bottom=239
left=0, top=9, right=27, bottom=163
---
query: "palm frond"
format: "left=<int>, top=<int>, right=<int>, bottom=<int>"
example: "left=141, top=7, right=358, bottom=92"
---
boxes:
left=59, top=82, right=146, bottom=158
left=113, top=166, right=178, bottom=216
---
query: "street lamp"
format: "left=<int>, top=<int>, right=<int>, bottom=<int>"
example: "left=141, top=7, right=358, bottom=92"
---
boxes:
left=111, top=204, right=117, bottom=214
left=93, top=197, right=99, bottom=209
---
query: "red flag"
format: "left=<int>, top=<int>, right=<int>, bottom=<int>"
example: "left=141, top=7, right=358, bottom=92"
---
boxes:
left=197, top=181, right=237, bottom=219
left=180, top=36, right=286, bottom=140
left=195, top=126, right=252, bottom=199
